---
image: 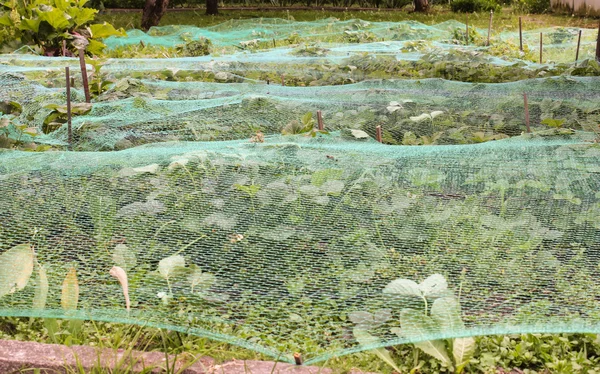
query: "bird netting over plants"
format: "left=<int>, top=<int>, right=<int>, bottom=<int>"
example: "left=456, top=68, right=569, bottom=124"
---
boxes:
left=1, top=131, right=600, bottom=364
left=99, top=19, right=600, bottom=65
left=1, top=16, right=600, bottom=367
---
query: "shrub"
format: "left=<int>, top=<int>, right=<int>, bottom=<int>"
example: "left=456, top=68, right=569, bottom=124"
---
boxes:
left=0, top=0, right=126, bottom=56
left=451, top=0, right=501, bottom=12
left=513, top=0, right=550, bottom=13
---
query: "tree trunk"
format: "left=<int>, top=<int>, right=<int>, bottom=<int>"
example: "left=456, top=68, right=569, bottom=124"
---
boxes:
left=206, top=0, right=219, bottom=15
left=141, top=0, right=169, bottom=31
left=413, top=0, right=428, bottom=11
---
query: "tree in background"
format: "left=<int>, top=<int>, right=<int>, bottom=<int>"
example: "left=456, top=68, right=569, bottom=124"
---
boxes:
left=414, top=0, right=428, bottom=11
left=206, top=0, right=219, bottom=15
left=141, top=0, right=169, bottom=31
left=141, top=0, right=217, bottom=30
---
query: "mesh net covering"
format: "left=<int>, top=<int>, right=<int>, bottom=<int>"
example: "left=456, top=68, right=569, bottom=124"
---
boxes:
left=102, top=19, right=600, bottom=65
left=1, top=18, right=600, bottom=365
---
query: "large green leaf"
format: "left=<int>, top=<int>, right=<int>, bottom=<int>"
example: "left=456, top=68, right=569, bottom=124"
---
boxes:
left=430, top=296, right=464, bottom=332
left=401, top=309, right=452, bottom=367
left=453, top=337, right=476, bottom=373
left=89, top=22, right=126, bottom=39
left=418, top=273, right=448, bottom=297
left=0, top=12, right=13, bottom=26
left=383, top=278, right=421, bottom=297
left=86, top=39, right=106, bottom=56
left=0, top=244, right=34, bottom=298
left=38, top=8, right=71, bottom=30
left=71, top=7, right=97, bottom=26
left=353, top=329, right=402, bottom=373
left=18, top=18, right=41, bottom=32
left=158, top=255, right=186, bottom=280
left=383, top=273, right=447, bottom=298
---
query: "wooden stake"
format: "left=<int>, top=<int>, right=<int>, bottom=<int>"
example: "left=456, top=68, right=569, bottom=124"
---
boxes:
left=596, top=22, right=600, bottom=62
left=317, top=110, right=324, bottom=131
left=78, top=49, right=91, bottom=103
left=293, top=353, right=302, bottom=365
left=519, top=17, right=523, bottom=52
left=273, top=38, right=276, bottom=48
left=539, top=32, right=543, bottom=64
left=523, top=93, right=531, bottom=133
left=66, top=67, right=72, bottom=149
left=575, top=29, right=582, bottom=62
left=376, top=125, right=383, bottom=143
left=62, top=40, right=67, bottom=57
left=281, top=74, right=285, bottom=86
left=487, top=10, right=493, bottom=46
left=465, top=14, right=469, bottom=46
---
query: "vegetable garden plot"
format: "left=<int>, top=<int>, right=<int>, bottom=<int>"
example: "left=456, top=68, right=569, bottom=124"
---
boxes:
left=101, top=19, right=600, bottom=65
left=2, top=74, right=600, bottom=151
left=2, top=15, right=600, bottom=367
left=1, top=133, right=600, bottom=364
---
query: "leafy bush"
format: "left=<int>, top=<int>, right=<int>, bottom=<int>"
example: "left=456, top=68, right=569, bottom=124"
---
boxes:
left=451, top=0, right=500, bottom=12
left=176, top=38, right=212, bottom=56
left=0, top=0, right=126, bottom=56
left=514, top=0, right=550, bottom=13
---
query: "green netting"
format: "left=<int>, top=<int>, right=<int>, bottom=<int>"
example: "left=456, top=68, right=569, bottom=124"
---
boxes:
left=1, top=132, right=600, bottom=364
left=2, top=74, right=600, bottom=150
left=101, top=19, right=600, bottom=64
left=1, top=17, right=600, bottom=366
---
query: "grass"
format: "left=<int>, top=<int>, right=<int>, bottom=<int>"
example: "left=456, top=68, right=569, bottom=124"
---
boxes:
left=97, top=6, right=600, bottom=32
left=0, top=317, right=388, bottom=373
left=4, top=317, right=600, bottom=373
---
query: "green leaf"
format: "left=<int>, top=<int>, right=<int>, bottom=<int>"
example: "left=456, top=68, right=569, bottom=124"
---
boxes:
left=89, top=22, right=126, bottom=39
left=19, top=18, right=41, bottom=32
left=0, top=12, right=12, bottom=26
left=401, top=309, right=452, bottom=367
left=383, top=273, right=448, bottom=298
left=158, top=255, right=186, bottom=280
left=418, top=273, right=448, bottom=297
left=430, top=297, right=464, bottom=332
left=311, top=169, right=343, bottom=187
left=71, top=103, right=93, bottom=115
left=301, top=112, right=313, bottom=126
left=383, top=278, right=421, bottom=297
left=188, top=267, right=216, bottom=293
left=453, top=337, right=476, bottom=373
left=38, top=8, right=71, bottom=30
left=0, top=243, right=34, bottom=298
left=234, top=183, right=261, bottom=197
left=86, top=39, right=106, bottom=56
left=112, top=244, right=137, bottom=270
left=61, top=267, right=79, bottom=311
left=71, top=7, right=97, bottom=26
left=353, top=329, right=402, bottom=373
left=32, top=264, right=48, bottom=310
left=541, top=118, right=565, bottom=128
